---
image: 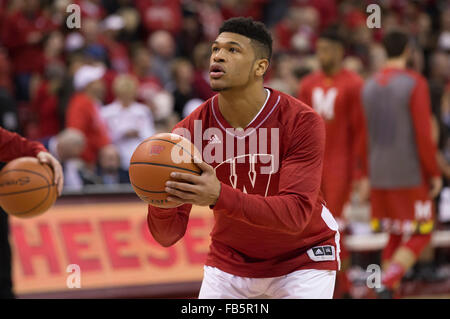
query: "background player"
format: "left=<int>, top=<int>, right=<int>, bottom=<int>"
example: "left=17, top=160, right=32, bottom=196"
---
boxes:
left=0, top=126, right=64, bottom=298
left=146, top=17, right=340, bottom=299
left=362, top=30, right=442, bottom=298
left=297, top=27, right=368, bottom=298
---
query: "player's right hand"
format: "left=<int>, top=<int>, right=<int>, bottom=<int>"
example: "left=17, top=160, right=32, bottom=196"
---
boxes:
left=36, top=151, right=64, bottom=196
left=429, top=176, right=443, bottom=199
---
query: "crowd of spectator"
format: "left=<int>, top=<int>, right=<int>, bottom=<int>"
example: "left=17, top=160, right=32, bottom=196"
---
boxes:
left=0, top=0, right=449, bottom=210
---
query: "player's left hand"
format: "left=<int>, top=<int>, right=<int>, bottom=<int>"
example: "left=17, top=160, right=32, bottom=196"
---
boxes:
left=36, top=151, right=64, bottom=196
left=165, top=160, right=221, bottom=206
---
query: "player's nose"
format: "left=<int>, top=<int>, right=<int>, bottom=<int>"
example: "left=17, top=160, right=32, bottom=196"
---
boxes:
left=212, top=52, right=225, bottom=63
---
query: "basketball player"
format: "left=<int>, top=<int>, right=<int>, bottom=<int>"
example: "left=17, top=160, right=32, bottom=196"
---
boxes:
left=146, top=17, right=340, bottom=299
left=362, top=31, right=442, bottom=298
left=297, top=28, right=368, bottom=298
left=0, top=126, right=64, bottom=298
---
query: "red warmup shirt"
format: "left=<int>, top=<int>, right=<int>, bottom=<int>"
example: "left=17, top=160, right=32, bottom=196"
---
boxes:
left=66, top=92, right=111, bottom=164
left=298, top=69, right=368, bottom=198
left=1, top=10, right=56, bottom=74
left=0, top=127, right=46, bottom=162
left=147, top=88, right=340, bottom=278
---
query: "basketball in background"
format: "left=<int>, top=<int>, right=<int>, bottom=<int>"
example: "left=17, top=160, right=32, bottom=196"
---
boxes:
left=129, top=133, right=202, bottom=208
left=0, top=157, right=58, bottom=218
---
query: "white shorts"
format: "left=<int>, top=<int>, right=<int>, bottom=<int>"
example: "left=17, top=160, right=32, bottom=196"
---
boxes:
left=198, top=266, right=336, bottom=299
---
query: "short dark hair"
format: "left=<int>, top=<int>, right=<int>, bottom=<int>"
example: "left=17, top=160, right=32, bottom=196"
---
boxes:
left=382, top=31, right=410, bottom=58
left=318, top=27, right=346, bottom=46
left=219, top=17, right=272, bottom=62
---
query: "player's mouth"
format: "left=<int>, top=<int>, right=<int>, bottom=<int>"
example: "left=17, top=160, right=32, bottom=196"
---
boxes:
left=209, top=64, right=225, bottom=79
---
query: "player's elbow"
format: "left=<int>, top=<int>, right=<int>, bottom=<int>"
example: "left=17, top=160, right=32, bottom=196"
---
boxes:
left=156, top=234, right=183, bottom=247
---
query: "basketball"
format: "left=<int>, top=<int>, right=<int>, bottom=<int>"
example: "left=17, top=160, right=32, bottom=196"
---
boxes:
left=129, top=133, right=202, bottom=208
left=0, top=157, right=58, bottom=218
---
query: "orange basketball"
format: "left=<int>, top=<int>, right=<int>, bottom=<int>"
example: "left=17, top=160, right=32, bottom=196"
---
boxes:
left=0, top=157, right=58, bottom=218
left=129, top=133, right=202, bottom=208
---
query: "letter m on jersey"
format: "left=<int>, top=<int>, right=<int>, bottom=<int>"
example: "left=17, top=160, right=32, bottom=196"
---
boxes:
left=414, top=200, right=432, bottom=221
left=215, top=154, right=276, bottom=197
left=312, top=87, right=338, bottom=120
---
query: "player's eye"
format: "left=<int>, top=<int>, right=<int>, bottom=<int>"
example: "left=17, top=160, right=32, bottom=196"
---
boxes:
left=212, top=47, right=219, bottom=52
left=229, top=47, right=238, bottom=53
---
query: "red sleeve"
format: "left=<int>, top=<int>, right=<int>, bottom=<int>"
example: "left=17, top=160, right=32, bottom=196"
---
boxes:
left=146, top=204, right=192, bottom=247
left=0, top=127, right=47, bottom=162
left=146, top=120, right=193, bottom=247
left=213, top=110, right=325, bottom=235
left=410, top=76, right=440, bottom=179
left=349, top=78, right=368, bottom=180
left=297, top=79, right=312, bottom=106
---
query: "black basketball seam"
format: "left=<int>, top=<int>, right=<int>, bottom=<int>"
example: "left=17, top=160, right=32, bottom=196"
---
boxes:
left=0, top=168, right=51, bottom=183
left=130, top=162, right=202, bottom=175
left=137, top=138, right=197, bottom=159
left=0, top=166, right=54, bottom=196
left=0, top=184, right=55, bottom=196
left=11, top=185, right=52, bottom=216
left=0, top=165, right=55, bottom=215
left=131, top=182, right=167, bottom=193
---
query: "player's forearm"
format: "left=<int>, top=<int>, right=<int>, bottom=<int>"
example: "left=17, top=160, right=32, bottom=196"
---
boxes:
left=146, top=205, right=191, bottom=247
left=213, top=183, right=317, bottom=235
left=0, top=128, right=46, bottom=162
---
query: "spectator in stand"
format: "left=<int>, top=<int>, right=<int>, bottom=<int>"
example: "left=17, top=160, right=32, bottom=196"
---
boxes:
left=95, top=144, right=130, bottom=186
left=81, top=17, right=108, bottom=65
left=130, top=45, right=174, bottom=127
left=43, top=128, right=87, bottom=190
left=135, top=0, right=182, bottom=36
left=130, top=45, right=163, bottom=107
left=57, top=52, right=85, bottom=130
left=174, top=10, right=204, bottom=59
left=195, top=0, right=223, bottom=42
left=75, top=0, right=106, bottom=20
left=220, top=0, right=265, bottom=21
left=101, top=74, right=155, bottom=170
left=148, top=30, right=176, bottom=88
left=267, top=53, right=302, bottom=96
left=170, top=58, right=195, bottom=119
left=0, top=0, right=56, bottom=101
left=30, top=63, right=65, bottom=139
left=290, top=0, right=338, bottom=31
left=65, top=63, right=112, bottom=168
left=0, top=47, right=12, bottom=95
left=274, top=6, right=319, bottom=54
left=100, top=14, right=131, bottom=73
left=192, top=42, right=215, bottom=101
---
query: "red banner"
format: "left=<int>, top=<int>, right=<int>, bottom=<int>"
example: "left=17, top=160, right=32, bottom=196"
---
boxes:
left=10, top=200, right=214, bottom=295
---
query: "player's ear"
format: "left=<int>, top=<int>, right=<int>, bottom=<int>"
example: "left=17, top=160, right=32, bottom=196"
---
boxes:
left=254, top=58, right=269, bottom=77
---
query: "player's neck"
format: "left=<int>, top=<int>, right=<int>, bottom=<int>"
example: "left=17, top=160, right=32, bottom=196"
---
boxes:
left=385, top=58, right=407, bottom=70
left=322, top=64, right=341, bottom=77
left=217, top=84, right=268, bottom=129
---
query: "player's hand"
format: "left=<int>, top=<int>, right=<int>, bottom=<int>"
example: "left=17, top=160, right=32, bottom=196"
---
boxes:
left=36, top=151, right=64, bottom=196
left=165, top=159, right=221, bottom=206
left=429, top=176, right=443, bottom=199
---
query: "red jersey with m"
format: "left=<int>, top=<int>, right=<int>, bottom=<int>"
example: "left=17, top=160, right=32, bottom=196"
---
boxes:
left=297, top=69, right=368, bottom=217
